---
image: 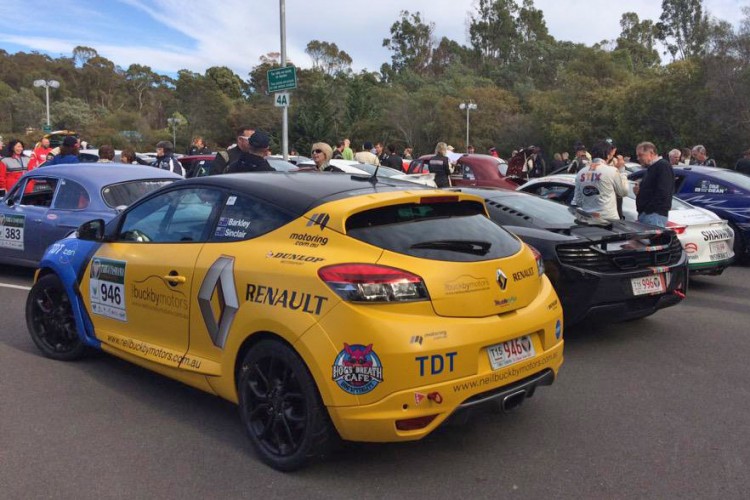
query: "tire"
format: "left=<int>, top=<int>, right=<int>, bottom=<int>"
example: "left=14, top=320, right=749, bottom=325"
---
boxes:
left=238, top=339, right=335, bottom=471
left=25, top=274, right=86, bottom=361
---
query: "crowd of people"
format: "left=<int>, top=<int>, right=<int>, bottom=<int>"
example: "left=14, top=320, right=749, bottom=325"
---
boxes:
left=0, top=129, right=748, bottom=229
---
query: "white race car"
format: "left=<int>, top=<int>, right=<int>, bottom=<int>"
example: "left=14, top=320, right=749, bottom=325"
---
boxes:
left=298, top=159, right=437, bottom=188
left=519, top=174, right=735, bottom=275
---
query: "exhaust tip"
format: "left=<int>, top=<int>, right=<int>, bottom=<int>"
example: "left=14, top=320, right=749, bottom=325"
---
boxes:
left=501, top=390, right=527, bottom=413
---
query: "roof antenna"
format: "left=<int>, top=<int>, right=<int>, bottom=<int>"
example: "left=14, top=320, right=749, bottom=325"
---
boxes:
left=368, top=162, right=381, bottom=185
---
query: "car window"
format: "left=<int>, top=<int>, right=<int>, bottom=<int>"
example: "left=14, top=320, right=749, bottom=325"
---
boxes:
left=527, top=184, right=574, bottom=203
left=693, top=178, right=731, bottom=194
left=53, top=179, right=90, bottom=210
left=497, top=161, right=509, bottom=177
left=210, top=194, right=294, bottom=242
left=346, top=200, right=521, bottom=262
left=101, top=179, right=175, bottom=209
left=118, top=187, right=223, bottom=243
left=18, top=177, right=59, bottom=207
left=460, top=164, right=475, bottom=180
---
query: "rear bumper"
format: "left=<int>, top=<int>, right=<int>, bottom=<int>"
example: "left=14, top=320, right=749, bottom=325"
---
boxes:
left=689, top=257, right=734, bottom=275
left=327, top=341, right=563, bottom=442
left=558, top=262, right=688, bottom=325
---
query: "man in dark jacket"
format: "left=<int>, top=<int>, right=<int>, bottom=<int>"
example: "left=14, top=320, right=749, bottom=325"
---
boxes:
left=634, top=141, right=673, bottom=228
left=385, top=144, right=403, bottom=170
left=225, top=131, right=275, bottom=173
left=152, top=141, right=185, bottom=176
left=210, top=126, right=254, bottom=175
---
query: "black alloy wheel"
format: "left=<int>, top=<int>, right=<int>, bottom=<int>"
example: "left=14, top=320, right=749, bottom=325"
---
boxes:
left=26, top=274, right=86, bottom=361
left=238, top=339, right=334, bottom=471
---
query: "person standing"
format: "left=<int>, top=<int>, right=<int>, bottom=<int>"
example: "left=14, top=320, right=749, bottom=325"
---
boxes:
left=634, top=142, right=673, bottom=228
left=310, top=142, right=334, bottom=171
left=44, top=136, right=80, bottom=166
left=429, top=142, right=451, bottom=188
left=375, top=142, right=389, bottom=164
left=332, top=141, right=345, bottom=159
left=690, top=145, right=718, bottom=167
left=342, top=138, right=354, bottom=161
left=403, top=147, right=413, bottom=160
left=734, top=149, right=750, bottom=175
left=187, top=136, right=210, bottom=155
left=572, top=142, right=629, bottom=221
left=668, top=149, right=682, bottom=166
left=0, top=139, right=30, bottom=195
left=28, top=137, right=53, bottom=170
left=152, top=141, right=185, bottom=176
left=550, top=152, right=565, bottom=172
left=354, top=142, right=379, bottom=166
left=97, top=145, right=116, bottom=163
left=211, top=126, right=254, bottom=175
left=385, top=145, right=403, bottom=170
left=225, top=131, right=275, bottom=173
left=120, top=148, right=137, bottom=165
left=567, top=145, right=589, bottom=173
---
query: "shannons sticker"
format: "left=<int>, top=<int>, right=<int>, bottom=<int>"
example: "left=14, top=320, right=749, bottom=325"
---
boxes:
left=332, top=344, right=384, bottom=395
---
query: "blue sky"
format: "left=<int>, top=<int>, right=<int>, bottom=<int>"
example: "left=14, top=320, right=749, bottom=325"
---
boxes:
left=1, top=0, right=745, bottom=78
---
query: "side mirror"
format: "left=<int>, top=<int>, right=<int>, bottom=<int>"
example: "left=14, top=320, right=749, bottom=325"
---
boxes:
left=78, top=219, right=105, bottom=241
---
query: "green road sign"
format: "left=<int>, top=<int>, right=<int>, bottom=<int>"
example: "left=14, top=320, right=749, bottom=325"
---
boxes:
left=267, top=66, right=297, bottom=93
left=42, top=124, right=52, bottom=133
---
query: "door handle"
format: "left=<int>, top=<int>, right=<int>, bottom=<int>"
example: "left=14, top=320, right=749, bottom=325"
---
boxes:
left=163, top=274, right=187, bottom=285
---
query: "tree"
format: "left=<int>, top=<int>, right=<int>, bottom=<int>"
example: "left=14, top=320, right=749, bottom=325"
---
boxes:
left=657, top=0, right=709, bottom=60
left=383, top=11, right=435, bottom=75
left=205, top=66, right=246, bottom=99
left=305, top=40, right=353, bottom=76
left=72, top=46, right=98, bottom=67
left=51, top=97, right=93, bottom=130
left=125, top=64, right=161, bottom=112
left=615, top=13, right=661, bottom=72
left=469, top=0, right=519, bottom=64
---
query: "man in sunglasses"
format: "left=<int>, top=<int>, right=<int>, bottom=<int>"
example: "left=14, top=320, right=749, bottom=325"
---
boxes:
left=210, top=126, right=255, bottom=175
left=225, top=131, right=275, bottom=173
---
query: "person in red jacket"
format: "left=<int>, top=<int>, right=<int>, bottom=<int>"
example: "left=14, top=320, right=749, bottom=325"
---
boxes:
left=28, top=137, right=53, bottom=170
left=0, top=139, right=31, bottom=195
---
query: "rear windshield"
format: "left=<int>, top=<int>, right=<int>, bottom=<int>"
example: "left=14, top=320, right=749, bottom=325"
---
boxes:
left=101, top=179, right=176, bottom=208
left=486, top=194, right=579, bottom=225
left=345, top=200, right=521, bottom=262
left=710, top=169, right=750, bottom=191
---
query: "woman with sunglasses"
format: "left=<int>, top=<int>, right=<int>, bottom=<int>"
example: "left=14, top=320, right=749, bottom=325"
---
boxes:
left=311, top=142, right=335, bottom=171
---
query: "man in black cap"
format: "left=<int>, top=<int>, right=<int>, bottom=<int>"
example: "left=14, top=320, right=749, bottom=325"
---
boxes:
left=225, top=131, right=275, bottom=173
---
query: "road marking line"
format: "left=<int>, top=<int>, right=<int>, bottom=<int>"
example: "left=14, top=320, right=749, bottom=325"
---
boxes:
left=0, top=283, right=32, bottom=291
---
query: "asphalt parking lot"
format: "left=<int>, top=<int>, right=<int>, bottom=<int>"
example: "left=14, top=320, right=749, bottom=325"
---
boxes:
left=1, top=264, right=749, bottom=499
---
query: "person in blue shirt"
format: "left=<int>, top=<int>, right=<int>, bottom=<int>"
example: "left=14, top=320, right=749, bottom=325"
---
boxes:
left=44, top=136, right=80, bottom=166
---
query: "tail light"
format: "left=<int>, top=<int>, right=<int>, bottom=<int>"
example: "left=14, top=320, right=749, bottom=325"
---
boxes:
left=666, top=221, right=686, bottom=235
left=528, top=245, right=545, bottom=277
left=318, top=264, right=429, bottom=303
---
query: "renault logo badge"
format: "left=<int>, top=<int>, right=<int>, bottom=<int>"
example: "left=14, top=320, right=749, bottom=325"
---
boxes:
left=496, top=269, right=508, bottom=290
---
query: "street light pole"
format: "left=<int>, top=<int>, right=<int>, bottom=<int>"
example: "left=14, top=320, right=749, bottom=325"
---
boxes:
left=167, top=117, right=181, bottom=149
left=280, top=0, right=289, bottom=160
left=33, top=79, right=60, bottom=129
left=458, top=101, right=477, bottom=152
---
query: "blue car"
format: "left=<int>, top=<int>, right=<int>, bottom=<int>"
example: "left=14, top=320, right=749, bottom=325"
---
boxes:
left=630, top=166, right=750, bottom=258
left=0, top=163, right=180, bottom=267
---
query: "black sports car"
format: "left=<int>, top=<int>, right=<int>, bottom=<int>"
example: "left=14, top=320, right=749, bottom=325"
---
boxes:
left=452, top=188, right=689, bottom=326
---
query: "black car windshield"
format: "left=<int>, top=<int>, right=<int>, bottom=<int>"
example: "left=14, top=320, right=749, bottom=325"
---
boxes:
left=709, top=170, right=750, bottom=192
left=346, top=200, right=521, bottom=262
left=101, top=179, right=176, bottom=208
left=487, top=194, right=579, bottom=225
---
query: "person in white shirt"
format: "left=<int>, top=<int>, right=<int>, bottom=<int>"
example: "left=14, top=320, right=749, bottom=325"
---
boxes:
left=573, top=141, right=629, bottom=221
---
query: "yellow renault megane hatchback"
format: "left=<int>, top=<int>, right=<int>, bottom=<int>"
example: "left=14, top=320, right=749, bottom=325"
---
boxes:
left=27, top=172, right=564, bottom=470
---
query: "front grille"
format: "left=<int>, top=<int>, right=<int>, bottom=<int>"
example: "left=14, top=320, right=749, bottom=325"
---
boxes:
left=556, top=234, right=682, bottom=273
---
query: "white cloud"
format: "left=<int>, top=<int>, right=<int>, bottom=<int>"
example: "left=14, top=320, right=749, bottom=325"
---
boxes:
left=2, top=0, right=746, bottom=77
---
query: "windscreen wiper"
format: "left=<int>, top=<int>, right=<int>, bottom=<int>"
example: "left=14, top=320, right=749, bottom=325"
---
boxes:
left=410, top=240, right=491, bottom=255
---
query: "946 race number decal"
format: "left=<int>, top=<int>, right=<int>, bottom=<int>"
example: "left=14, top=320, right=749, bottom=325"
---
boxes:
left=90, top=258, right=127, bottom=321
left=0, top=214, right=25, bottom=250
